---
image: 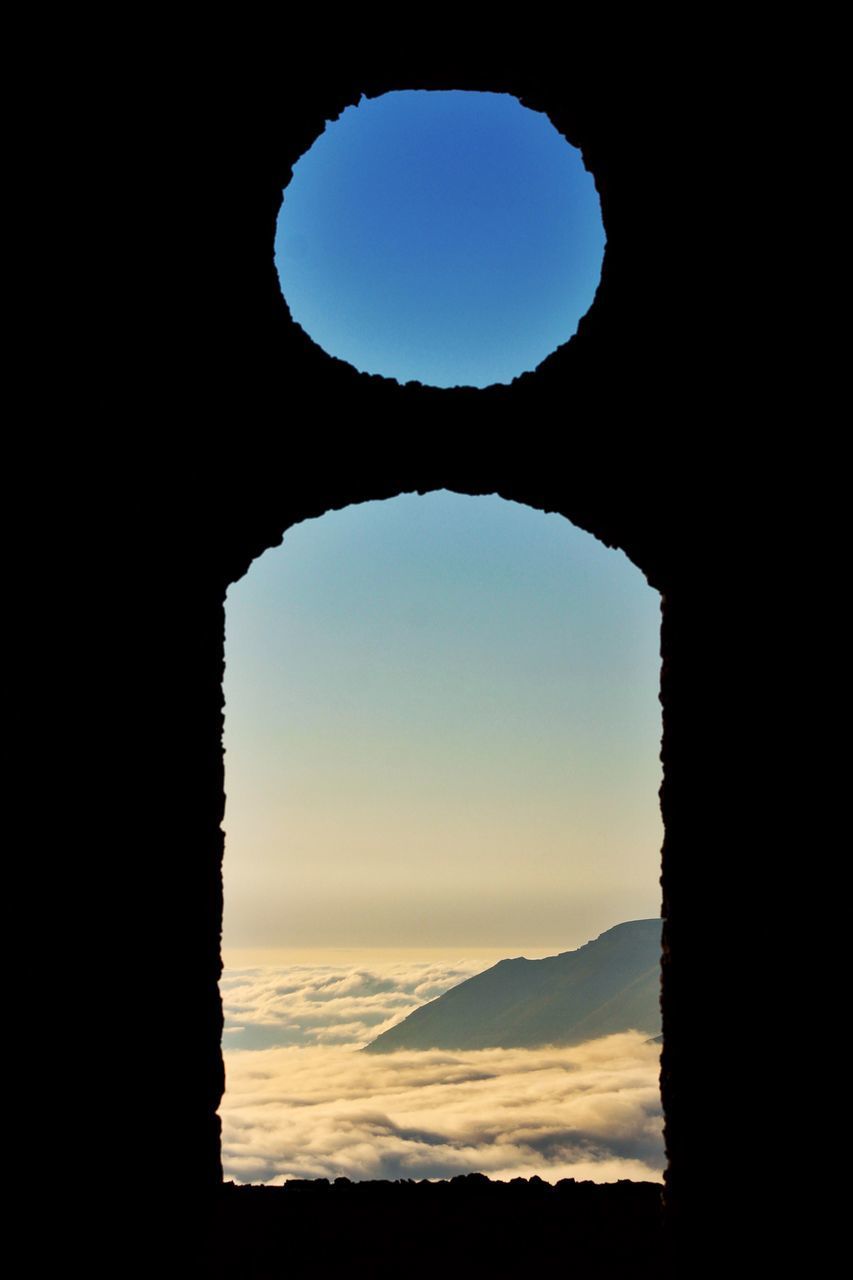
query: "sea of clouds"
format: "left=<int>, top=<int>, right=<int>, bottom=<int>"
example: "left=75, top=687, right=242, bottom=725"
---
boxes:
left=220, top=960, right=664, bottom=1185
left=221, top=958, right=486, bottom=1050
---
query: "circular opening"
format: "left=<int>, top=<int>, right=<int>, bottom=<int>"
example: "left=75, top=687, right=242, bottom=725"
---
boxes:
left=275, top=90, right=606, bottom=390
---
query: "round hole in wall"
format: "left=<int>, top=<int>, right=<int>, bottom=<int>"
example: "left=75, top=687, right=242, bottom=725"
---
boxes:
left=275, top=90, right=605, bottom=390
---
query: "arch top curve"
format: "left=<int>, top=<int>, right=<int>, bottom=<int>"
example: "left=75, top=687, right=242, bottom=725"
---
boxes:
left=219, top=471, right=671, bottom=600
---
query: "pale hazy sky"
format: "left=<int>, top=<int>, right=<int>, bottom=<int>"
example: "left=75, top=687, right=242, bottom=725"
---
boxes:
left=222, top=492, right=662, bottom=956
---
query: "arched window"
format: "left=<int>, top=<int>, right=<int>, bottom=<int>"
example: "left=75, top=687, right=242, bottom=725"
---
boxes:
left=219, top=490, right=664, bottom=1187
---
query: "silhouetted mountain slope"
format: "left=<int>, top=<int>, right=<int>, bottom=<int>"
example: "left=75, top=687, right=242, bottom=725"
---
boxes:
left=364, top=920, right=661, bottom=1053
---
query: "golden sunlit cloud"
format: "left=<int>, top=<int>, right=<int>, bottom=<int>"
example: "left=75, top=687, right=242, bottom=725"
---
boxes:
left=221, top=958, right=488, bottom=1049
left=221, top=1032, right=663, bottom=1185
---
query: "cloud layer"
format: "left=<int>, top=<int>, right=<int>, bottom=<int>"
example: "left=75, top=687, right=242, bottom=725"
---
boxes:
left=222, top=1034, right=663, bottom=1185
left=222, top=959, right=487, bottom=1049
left=220, top=960, right=664, bottom=1185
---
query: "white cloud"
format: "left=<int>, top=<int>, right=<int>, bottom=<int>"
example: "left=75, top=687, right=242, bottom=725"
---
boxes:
left=219, top=961, right=664, bottom=1185
left=220, top=1033, right=663, bottom=1185
left=221, top=959, right=487, bottom=1050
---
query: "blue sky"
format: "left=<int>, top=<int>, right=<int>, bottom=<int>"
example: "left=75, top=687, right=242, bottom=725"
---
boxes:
left=223, top=493, right=662, bottom=954
left=274, top=90, right=605, bottom=388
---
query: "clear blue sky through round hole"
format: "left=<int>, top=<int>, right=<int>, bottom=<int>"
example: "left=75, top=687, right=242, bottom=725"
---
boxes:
left=274, top=90, right=606, bottom=389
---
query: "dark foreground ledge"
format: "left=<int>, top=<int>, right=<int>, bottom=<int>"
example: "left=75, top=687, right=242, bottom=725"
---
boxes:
left=206, top=1175, right=666, bottom=1279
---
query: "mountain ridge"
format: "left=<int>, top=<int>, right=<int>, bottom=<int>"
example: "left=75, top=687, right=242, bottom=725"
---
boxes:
left=363, top=919, right=662, bottom=1053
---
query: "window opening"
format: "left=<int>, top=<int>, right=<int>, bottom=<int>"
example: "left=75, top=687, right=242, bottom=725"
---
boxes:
left=219, top=491, right=663, bottom=1184
left=274, top=90, right=605, bottom=389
